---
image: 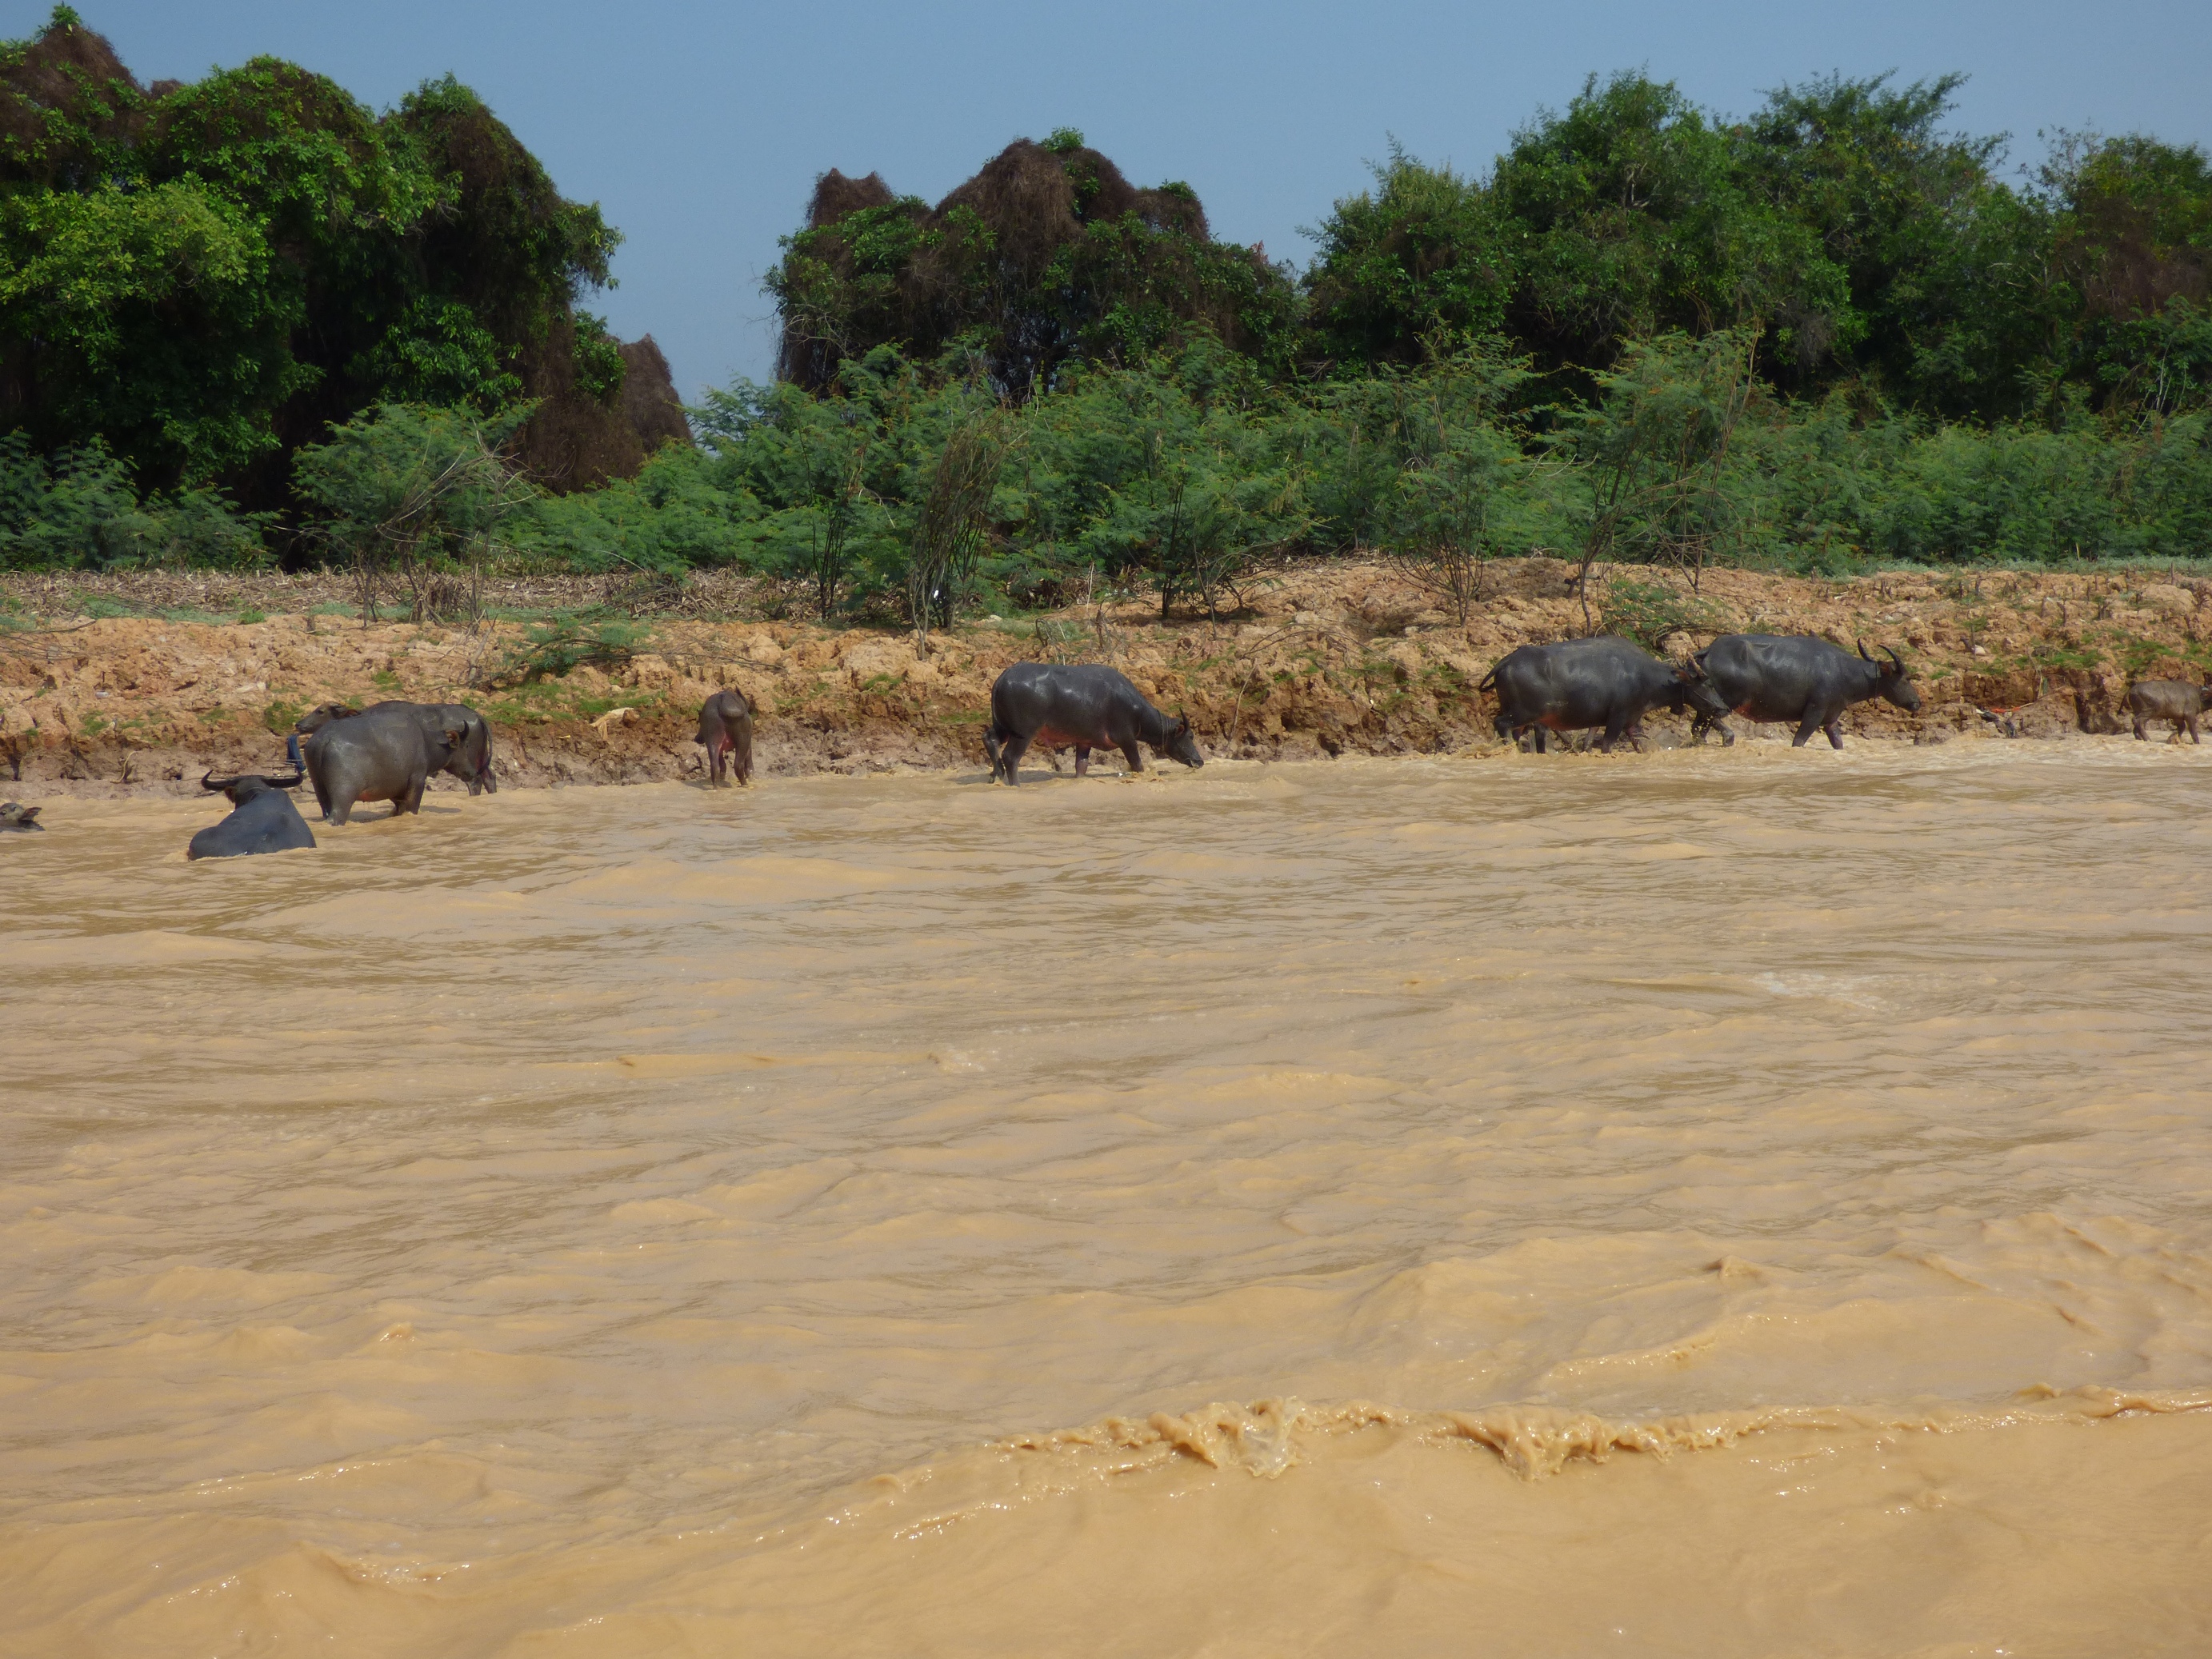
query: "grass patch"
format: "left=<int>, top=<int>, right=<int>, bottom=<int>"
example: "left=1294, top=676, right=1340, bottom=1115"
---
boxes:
left=487, top=620, right=650, bottom=688
left=1598, top=577, right=1724, bottom=653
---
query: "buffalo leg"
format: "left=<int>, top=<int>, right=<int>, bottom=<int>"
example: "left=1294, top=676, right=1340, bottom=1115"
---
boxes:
left=706, top=739, right=723, bottom=786
left=1826, top=717, right=1846, bottom=750
left=1493, top=713, right=1517, bottom=746
left=1074, top=745, right=1090, bottom=777
left=400, top=768, right=429, bottom=815
left=1530, top=726, right=1548, bottom=754
left=1599, top=716, right=1630, bottom=754
left=982, top=725, right=1005, bottom=781
left=1792, top=710, right=1824, bottom=747
left=2132, top=716, right=2150, bottom=741
left=1120, top=740, right=1145, bottom=773
left=2190, top=715, right=2202, bottom=746
left=996, top=732, right=1031, bottom=786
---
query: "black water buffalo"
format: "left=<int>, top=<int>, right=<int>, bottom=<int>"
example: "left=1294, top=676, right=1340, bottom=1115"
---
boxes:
left=2125, top=679, right=2205, bottom=743
left=290, top=700, right=495, bottom=794
left=1482, top=635, right=1731, bottom=753
left=1, top=802, right=42, bottom=831
left=1691, top=634, right=1922, bottom=749
left=696, top=689, right=754, bottom=786
left=298, top=705, right=465, bottom=826
left=187, top=771, right=316, bottom=860
left=984, top=662, right=1202, bottom=786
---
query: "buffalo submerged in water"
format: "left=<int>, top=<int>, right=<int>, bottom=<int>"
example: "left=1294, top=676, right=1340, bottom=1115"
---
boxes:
left=1482, top=635, right=1731, bottom=753
left=1691, top=634, right=1921, bottom=748
left=983, top=663, right=1202, bottom=785
left=187, top=770, right=315, bottom=860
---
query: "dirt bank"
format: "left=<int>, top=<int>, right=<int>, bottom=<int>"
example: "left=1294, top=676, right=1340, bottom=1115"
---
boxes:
left=5, top=558, right=2209, bottom=798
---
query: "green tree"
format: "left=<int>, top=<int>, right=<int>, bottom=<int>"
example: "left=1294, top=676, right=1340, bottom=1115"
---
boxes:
left=1300, top=146, right=1509, bottom=368
left=1492, top=73, right=1846, bottom=378
left=767, top=135, right=1298, bottom=399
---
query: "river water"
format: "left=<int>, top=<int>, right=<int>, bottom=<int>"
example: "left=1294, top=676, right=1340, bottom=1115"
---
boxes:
left=6, top=742, right=2212, bottom=1655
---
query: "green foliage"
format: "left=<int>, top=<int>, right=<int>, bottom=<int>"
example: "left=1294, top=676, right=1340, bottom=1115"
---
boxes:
left=490, top=618, right=646, bottom=686
left=766, top=135, right=1298, bottom=398
left=1302, top=148, right=1507, bottom=369
left=293, top=402, right=530, bottom=618
left=0, top=432, right=269, bottom=569
left=1597, top=575, right=1723, bottom=652
left=514, top=442, right=762, bottom=575
left=1567, top=326, right=1766, bottom=585
left=570, top=314, right=626, bottom=404
left=0, top=13, right=622, bottom=505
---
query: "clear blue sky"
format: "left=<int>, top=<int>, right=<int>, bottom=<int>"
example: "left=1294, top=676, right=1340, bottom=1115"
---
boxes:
left=34, top=1, right=2212, bottom=398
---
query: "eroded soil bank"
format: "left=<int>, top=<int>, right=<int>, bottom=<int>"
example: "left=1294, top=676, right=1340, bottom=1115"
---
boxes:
left=5, top=558, right=2208, bottom=797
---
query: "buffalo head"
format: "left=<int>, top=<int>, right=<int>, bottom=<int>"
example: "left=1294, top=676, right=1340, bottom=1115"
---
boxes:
left=1668, top=659, right=1734, bottom=726
left=1858, top=642, right=1922, bottom=713
left=202, top=770, right=306, bottom=804
left=1163, top=710, right=1204, bottom=770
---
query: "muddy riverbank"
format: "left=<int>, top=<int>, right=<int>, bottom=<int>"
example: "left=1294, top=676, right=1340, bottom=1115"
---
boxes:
left=5, top=558, right=2207, bottom=797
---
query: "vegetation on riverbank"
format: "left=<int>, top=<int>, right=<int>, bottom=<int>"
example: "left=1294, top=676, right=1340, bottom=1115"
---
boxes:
left=3, top=9, right=2210, bottom=606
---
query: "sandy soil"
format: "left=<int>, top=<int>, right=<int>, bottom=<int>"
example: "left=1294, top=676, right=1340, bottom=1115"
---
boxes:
left=3, top=558, right=2206, bottom=798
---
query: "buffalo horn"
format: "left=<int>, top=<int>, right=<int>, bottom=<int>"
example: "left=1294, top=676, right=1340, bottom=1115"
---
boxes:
left=199, top=770, right=236, bottom=791
left=1883, top=646, right=1905, bottom=672
left=1857, top=640, right=1874, bottom=662
left=270, top=769, right=306, bottom=790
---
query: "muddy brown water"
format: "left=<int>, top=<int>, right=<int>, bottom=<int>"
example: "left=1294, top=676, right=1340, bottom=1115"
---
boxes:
left=5, top=742, right=2212, bottom=1655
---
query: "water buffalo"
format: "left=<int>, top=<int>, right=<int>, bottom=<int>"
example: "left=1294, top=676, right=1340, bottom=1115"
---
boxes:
left=298, top=705, right=465, bottom=826
left=290, top=701, right=495, bottom=794
left=1481, top=635, right=1731, bottom=754
left=1691, top=635, right=1921, bottom=749
left=984, top=662, right=1202, bottom=786
left=1, top=802, right=42, bottom=831
left=187, top=771, right=315, bottom=860
left=2125, top=679, right=2204, bottom=743
left=696, top=690, right=754, bottom=786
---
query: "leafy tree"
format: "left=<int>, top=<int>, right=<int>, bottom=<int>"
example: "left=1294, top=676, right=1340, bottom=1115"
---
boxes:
left=1301, top=146, right=1508, bottom=368
left=0, top=430, right=268, bottom=568
left=1564, top=326, right=1767, bottom=602
left=0, top=7, right=650, bottom=523
left=1738, top=73, right=2012, bottom=398
left=766, top=134, right=1298, bottom=399
left=1491, top=74, right=1846, bottom=378
left=291, top=402, right=531, bottom=619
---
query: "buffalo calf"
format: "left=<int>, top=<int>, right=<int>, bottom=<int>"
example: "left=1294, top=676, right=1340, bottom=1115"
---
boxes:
left=2125, top=679, right=2205, bottom=743
left=697, top=690, right=754, bottom=785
